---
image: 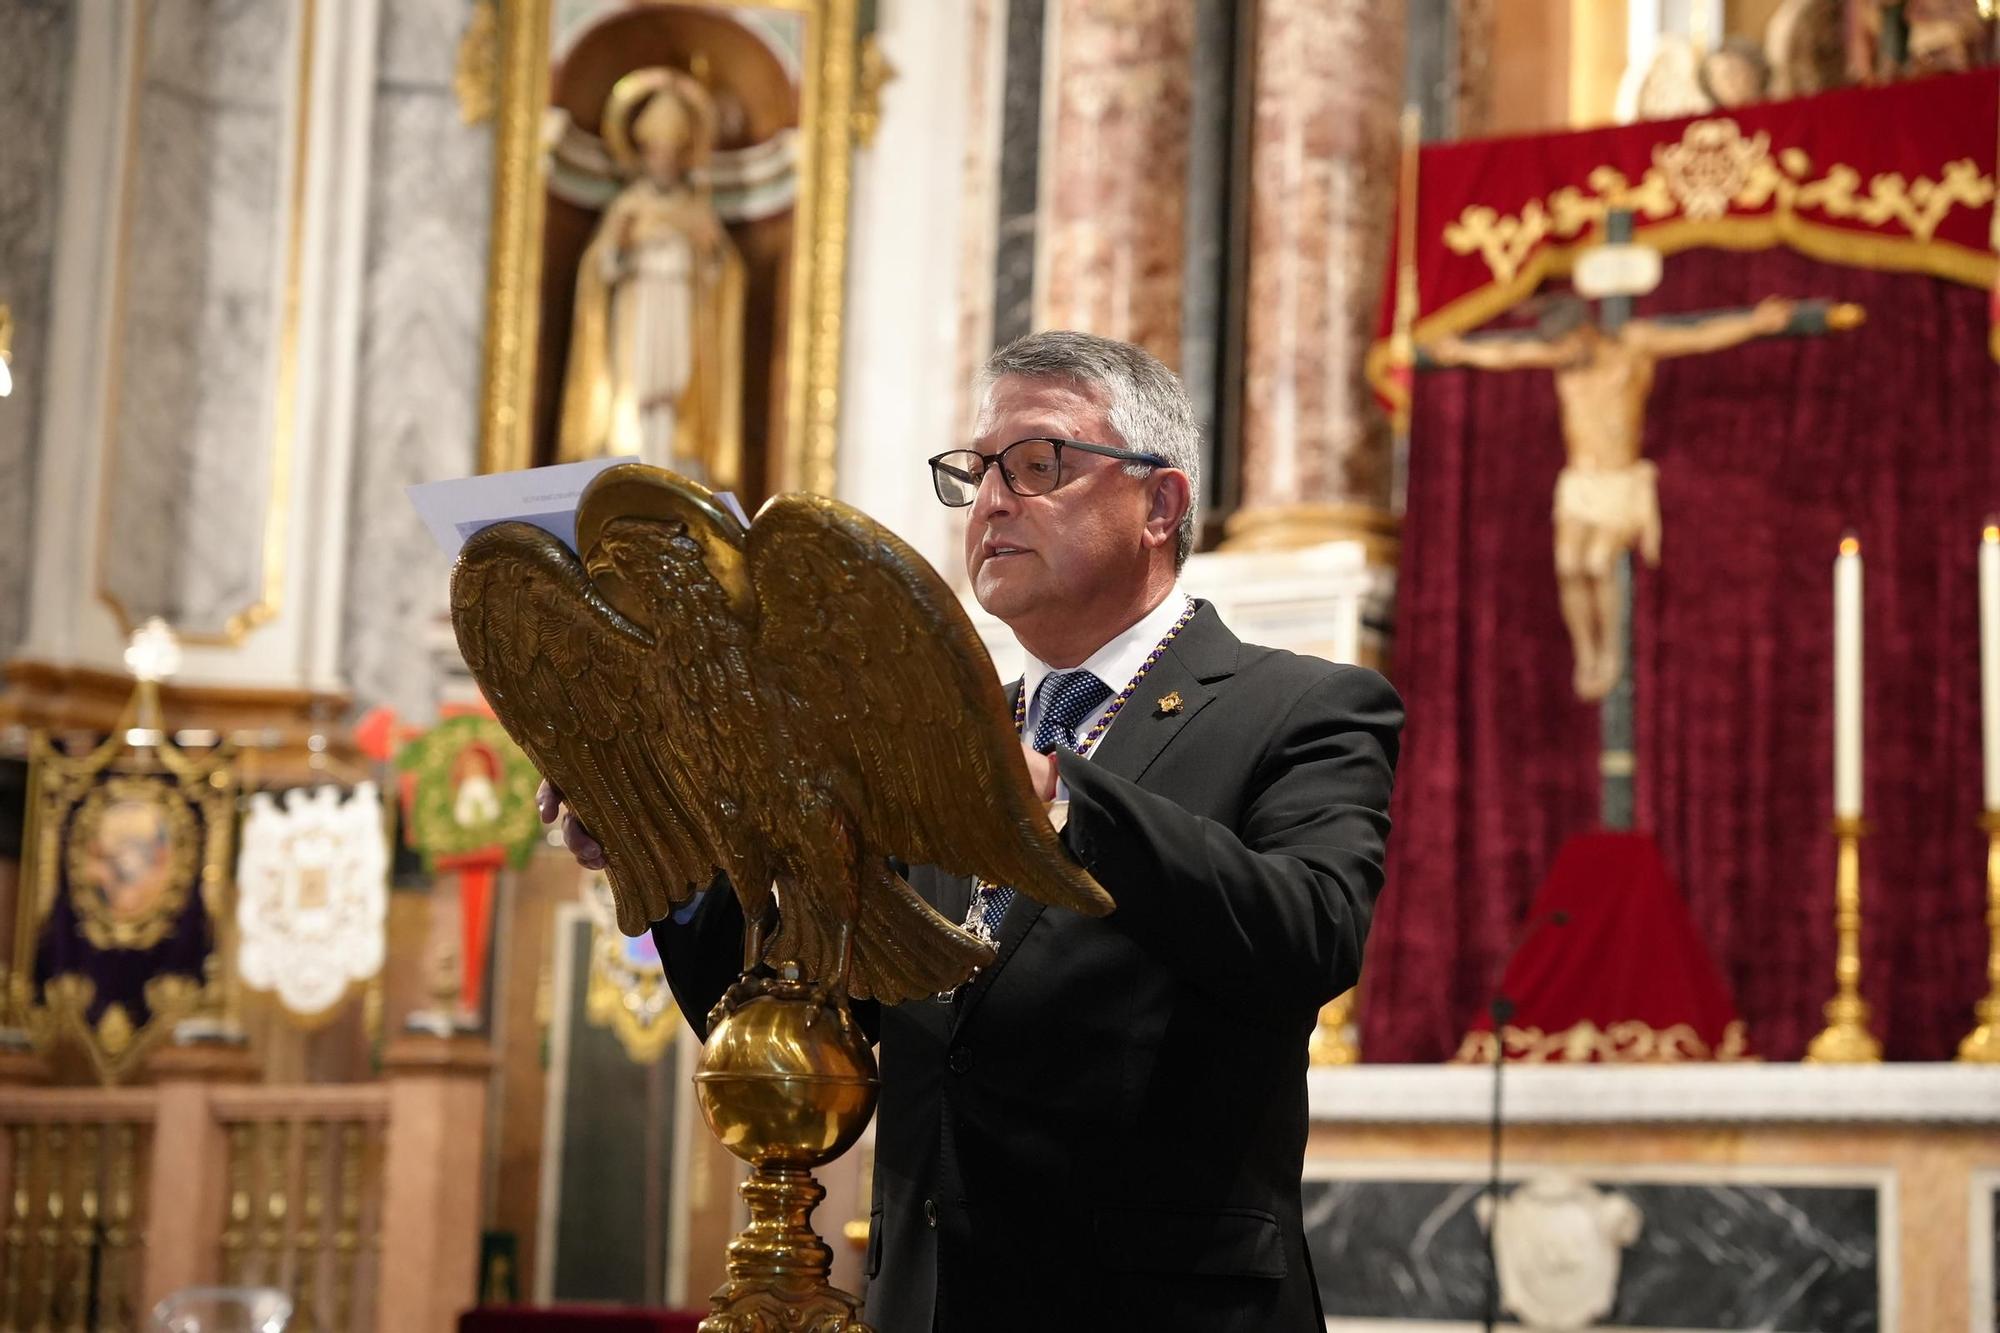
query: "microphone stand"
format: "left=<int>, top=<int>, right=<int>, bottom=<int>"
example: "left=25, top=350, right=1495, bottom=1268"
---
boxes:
left=1482, top=991, right=1514, bottom=1333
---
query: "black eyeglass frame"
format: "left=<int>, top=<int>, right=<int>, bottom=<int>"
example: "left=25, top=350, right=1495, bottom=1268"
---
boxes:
left=926, top=437, right=1172, bottom=507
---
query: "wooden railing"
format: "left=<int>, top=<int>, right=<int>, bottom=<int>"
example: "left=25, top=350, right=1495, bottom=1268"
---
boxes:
left=0, top=1038, right=489, bottom=1333
left=0, top=1089, right=155, bottom=1332
left=209, top=1087, right=389, bottom=1333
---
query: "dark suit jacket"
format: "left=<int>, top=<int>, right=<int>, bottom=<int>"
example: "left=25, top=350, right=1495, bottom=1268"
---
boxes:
left=654, top=602, right=1402, bottom=1332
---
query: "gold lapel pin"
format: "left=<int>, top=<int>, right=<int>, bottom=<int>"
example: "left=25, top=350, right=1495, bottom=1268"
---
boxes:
left=1156, top=690, right=1184, bottom=716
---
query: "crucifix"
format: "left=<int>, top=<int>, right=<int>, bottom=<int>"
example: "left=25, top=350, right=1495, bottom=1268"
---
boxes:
left=1418, top=209, right=1863, bottom=827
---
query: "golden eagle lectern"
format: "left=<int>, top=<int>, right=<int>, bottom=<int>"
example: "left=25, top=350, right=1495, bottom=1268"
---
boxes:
left=450, top=464, right=1111, bottom=1332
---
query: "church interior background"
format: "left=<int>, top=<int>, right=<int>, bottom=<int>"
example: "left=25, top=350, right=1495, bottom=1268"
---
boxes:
left=0, top=0, right=1997, bottom=1329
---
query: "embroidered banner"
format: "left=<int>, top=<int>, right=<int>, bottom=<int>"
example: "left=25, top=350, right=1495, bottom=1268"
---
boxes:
left=581, top=870, right=678, bottom=1064
left=1373, top=67, right=2000, bottom=396
left=22, top=736, right=236, bottom=1083
left=237, top=783, right=390, bottom=1023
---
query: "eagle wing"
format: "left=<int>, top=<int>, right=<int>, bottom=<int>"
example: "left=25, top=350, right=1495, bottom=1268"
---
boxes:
left=747, top=494, right=1115, bottom=943
left=451, top=521, right=763, bottom=937
left=572, top=467, right=781, bottom=919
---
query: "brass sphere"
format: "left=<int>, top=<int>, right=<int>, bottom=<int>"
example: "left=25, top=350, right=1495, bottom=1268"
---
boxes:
left=694, top=971, right=879, bottom=1170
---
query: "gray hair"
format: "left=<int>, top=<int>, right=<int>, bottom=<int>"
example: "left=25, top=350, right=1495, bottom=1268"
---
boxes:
left=977, top=330, right=1202, bottom=568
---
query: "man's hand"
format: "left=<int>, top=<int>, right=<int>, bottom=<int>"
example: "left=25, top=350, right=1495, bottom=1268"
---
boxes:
left=537, top=779, right=608, bottom=870
left=1021, top=743, right=1059, bottom=804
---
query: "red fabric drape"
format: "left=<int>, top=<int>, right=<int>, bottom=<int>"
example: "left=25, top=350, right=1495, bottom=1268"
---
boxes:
left=1362, top=248, right=2000, bottom=1063
left=1458, top=832, right=1751, bottom=1060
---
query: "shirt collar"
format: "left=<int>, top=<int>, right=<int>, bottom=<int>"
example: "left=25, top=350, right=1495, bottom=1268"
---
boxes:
left=1020, top=585, right=1188, bottom=718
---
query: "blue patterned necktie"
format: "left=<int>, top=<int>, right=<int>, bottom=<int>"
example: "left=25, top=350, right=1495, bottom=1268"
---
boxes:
left=978, top=670, right=1113, bottom=935
left=1031, top=669, right=1114, bottom=756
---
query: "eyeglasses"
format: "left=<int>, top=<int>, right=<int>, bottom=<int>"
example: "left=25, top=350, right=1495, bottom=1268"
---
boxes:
left=927, top=437, right=1169, bottom=508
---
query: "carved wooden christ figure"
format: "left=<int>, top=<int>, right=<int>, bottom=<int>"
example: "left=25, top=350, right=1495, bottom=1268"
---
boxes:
left=557, top=67, right=748, bottom=489
left=1423, top=294, right=1859, bottom=701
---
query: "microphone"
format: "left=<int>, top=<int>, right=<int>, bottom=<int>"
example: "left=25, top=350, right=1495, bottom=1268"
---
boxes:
left=1482, top=907, right=1571, bottom=1333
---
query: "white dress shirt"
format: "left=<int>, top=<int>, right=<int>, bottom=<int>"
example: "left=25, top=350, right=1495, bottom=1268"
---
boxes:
left=1020, top=586, right=1191, bottom=756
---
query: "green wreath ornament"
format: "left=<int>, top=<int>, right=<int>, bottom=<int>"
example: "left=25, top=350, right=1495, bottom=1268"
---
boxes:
left=395, top=714, right=544, bottom=868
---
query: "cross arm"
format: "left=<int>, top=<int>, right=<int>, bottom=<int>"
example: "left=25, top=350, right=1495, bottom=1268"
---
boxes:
left=1417, top=330, right=1575, bottom=372
left=1625, top=298, right=1863, bottom=358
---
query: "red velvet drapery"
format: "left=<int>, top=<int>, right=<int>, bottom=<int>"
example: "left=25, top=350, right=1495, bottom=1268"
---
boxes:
left=1361, top=248, right=2000, bottom=1063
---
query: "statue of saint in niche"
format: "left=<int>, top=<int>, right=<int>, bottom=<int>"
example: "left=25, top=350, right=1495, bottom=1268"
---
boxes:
left=557, top=67, right=747, bottom=488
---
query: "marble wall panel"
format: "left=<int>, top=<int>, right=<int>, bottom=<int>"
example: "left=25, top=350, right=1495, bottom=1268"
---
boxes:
left=100, top=0, right=293, bottom=634
left=0, top=0, right=76, bottom=660
left=989, top=0, right=1046, bottom=354
left=338, top=0, right=493, bottom=722
left=950, top=0, right=1003, bottom=442
left=1179, top=0, right=1236, bottom=460
left=1034, top=0, right=1193, bottom=368
left=1305, top=1174, right=1884, bottom=1332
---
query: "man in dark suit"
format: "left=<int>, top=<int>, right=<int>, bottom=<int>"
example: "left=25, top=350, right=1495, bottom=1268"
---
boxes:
left=544, top=330, right=1401, bottom=1331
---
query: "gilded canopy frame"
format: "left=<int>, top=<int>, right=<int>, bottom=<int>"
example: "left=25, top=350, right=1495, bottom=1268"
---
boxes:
left=476, top=0, right=862, bottom=497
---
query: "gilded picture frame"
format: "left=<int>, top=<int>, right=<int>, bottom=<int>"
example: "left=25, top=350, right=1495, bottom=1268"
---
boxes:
left=477, top=0, right=863, bottom=500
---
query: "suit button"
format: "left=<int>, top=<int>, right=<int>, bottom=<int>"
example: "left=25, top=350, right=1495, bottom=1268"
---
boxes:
left=948, top=1047, right=972, bottom=1075
left=924, top=1198, right=939, bottom=1228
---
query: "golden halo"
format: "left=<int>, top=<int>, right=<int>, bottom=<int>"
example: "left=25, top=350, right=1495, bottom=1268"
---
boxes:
left=602, top=66, right=719, bottom=175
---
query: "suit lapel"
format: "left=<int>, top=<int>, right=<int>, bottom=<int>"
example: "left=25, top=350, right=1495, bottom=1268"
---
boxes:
left=1084, top=601, right=1238, bottom=784
left=952, top=607, right=1239, bottom=1027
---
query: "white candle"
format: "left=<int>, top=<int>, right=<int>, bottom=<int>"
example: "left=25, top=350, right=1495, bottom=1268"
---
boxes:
left=1834, top=534, right=1863, bottom=819
left=1980, top=521, right=2000, bottom=811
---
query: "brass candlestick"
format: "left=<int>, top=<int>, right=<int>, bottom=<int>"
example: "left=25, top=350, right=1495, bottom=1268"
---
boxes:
left=1956, top=812, right=2000, bottom=1062
left=1805, top=816, right=1882, bottom=1063
left=1308, top=989, right=1360, bottom=1066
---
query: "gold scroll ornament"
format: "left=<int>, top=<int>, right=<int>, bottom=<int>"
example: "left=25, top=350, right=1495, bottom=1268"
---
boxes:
left=1442, top=117, right=1996, bottom=288
left=1369, top=114, right=2000, bottom=402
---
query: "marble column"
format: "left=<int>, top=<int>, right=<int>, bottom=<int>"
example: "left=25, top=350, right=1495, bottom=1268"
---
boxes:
left=1033, top=0, right=1195, bottom=368
left=339, top=0, right=494, bottom=724
left=1454, top=0, right=1496, bottom=138
left=1227, top=0, right=1404, bottom=564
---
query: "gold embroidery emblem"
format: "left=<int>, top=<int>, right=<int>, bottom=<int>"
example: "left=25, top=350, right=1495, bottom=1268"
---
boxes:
left=1654, top=119, right=1771, bottom=220
left=1156, top=691, right=1184, bottom=716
